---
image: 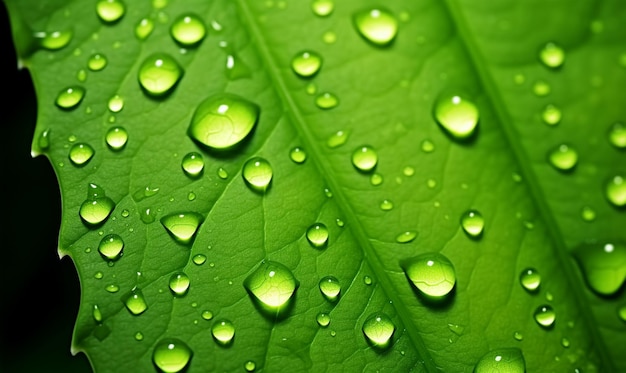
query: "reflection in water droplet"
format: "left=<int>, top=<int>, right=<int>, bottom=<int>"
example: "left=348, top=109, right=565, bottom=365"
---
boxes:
left=123, top=287, right=148, bottom=315
left=170, top=13, right=206, bottom=46
left=460, top=210, right=484, bottom=238
left=181, top=152, right=204, bottom=178
left=242, top=157, right=273, bottom=192
left=534, top=305, right=556, bottom=328
left=289, top=147, right=307, bottom=164
left=160, top=212, right=204, bottom=244
left=402, top=252, right=456, bottom=301
left=474, top=348, right=525, bottom=373
left=169, top=272, right=190, bottom=297
left=433, top=94, right=479, bottom=140
left=138, top=53, right=183, bottom=96
left=539, top=42, right=565, bottom=68
left=362, top=313, right=395, bottom=348
left=574, top=242, right=626, bottom=296
left=291, top=51, right=322, bottom=78
left=135, top=18, right=155, bottom=40
left=88, top=53, right=107, bottom=71
left=519, top=268, right=541, bottom=292
left=395, top=231, right=417, bottom=243
left=212, top=319, right=235, bottom=345
left=244, top=260, right=299, bottom=316
left=319, top=276, right=341, bottom=302
left=98, top=234, right=124, bottom=261
left=152, top=338, right=193, bottom=373
left=69, top=143, right=95, bottom=166
left=606, top=175, right=626, bottom=207
left=351, top=146, right=378, bottom=172
left=315, top=92, right=339, bottom=109
left=35, top=30, right=73, bottom=50
left=96, top=0, right=126, bottom=23
left=353, top=8, right=398, bottom=46
left=106, top=126, right=128, bottom=150
left=312, top=0, right=334, bottom=16
left=609, top=122, right=626, bottom=149
left=56, top=86, right=85, bottom=110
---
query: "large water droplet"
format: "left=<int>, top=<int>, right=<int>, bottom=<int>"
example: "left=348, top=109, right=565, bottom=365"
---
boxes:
left=55, top=86, right=85, bottom=110
left=291, top=51, right=322, bottom=78
left=519, top=267, right=541, bottom=292
left=351, top=146, right=378, bottom=172
left=539, top=42, right=565, bottom=69
left=460, top=209, right=484, bottom=238
left=605, top=175, right=626, bottom=207
left=534, top=305, right=556, bottom=328
left=169, top=272, right=190, bottom=297
left=170, top=13, right=206, bottom=47
left=188, top=94, right=260, bottom=151
left=138, top=53, right=183, bottom=97
left=98, top=234, right=124, bottom=261
left=181, top=152, right=204, bottom=178
left=34, top=29, right=73, bottom=50
left=362, top=313, right=395, bottom=348
left=474, top=348, right=525, bottom=373
left=433, top=94, right=479, bottom=140
left=212, top=319, right=235, bottom=345
left=123, top=287, right=148, bottom=315
left=401, top=252, right=456, bottom=301
left=79, top=183, right=115, bottom=226
left=160, top=212, right=204, bottom=244
left=574, top=242, right=626, bottom=296
left=353, top=8, right=398, bottom=46
left=312, top=0, right=334, bottom=16
left=105, top=126, right=128, bottom=151
left=96, top=0, right=126, bottom=23
left=135, top=18, right=155, bottom=40
left=306, top=223, right=329, bottom=248
left=244, top=260, right=299, bottom=316
left=152, top=338, right=192, bottom=373
left=609, top=122, right=626, bottom=149
left=69, top=143, right=95, bottom=166
left=548, top=144, right=578, bottom=172
left=319, top=276, right=341, bottom=302
left=541, top=104, right=561, bottom=126
left=315, top=92, right=339, bottom=109
left=242, top=157, right=273, bottom=192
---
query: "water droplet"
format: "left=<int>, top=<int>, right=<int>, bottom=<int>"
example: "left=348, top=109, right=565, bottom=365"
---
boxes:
left=561, top=337, right=570, bottom=348
left=188, top=93, right=260, bottom=151
left=242, top=157, right=273, bottom=192
left=474, top=348, right=525, bottom=373
left=291, top=51, right=322, bottom=78
left=192, top=254, right=206, bottom=265
left=123, top=287, right=148, bottom=315
left=322, top=30, right=337, bottom=44
left=105, top=284, right=119, bottom=293
left=160, top=212, right=204, bottom=244
left=395, top=231, right=417, bottom=243
left=223, top=52, right=251, bottom=80
left=608, top=122, right=626, bottom=148
left=135, top=18, right=155, bottom=40
left=306, top=223, right=329, bottom=248
left=401, top=252, right=456, bottom=301
left=217, top=167, right=229, bottom=179
left=433, top=94, right=479, bottom=140
left=539, top=42, right=565, bottom=69
left=519, top=267, right=541, bottom=292
left=244, top=260, right=299, bottom=316
left=319, top=276, right=341, bottom=301
left=35, top=30, right=73, bottom=50
left=353, top=8, right=398, bottom=46
left=169, top=272, right=190, bottom=297
left=311, top=0, right=334, bottom=16
left=152, top=338, right=192, bottom=373
left=98, top=234, right=124, bottom=261
left=380, top=199, right=393, bottom=211
left=289, top=147, right=307, bottom=164
left=105, top=126, right=128, bottom=151
left=580, top=206, right=596, bottom=222
left=606, top=175, right=626, bottom=207
left=351, top=146, right=378, bottom=172
left=574, top=242, right=626, bottom=296
left=548, top=144, right=578, bottom=172
left=618, top=305, right=626, bottom=323
left=335, top=218, right=344, bottom=227
left=541, top=104, right=561, bottom=126
left=327, top=130, right=350, bottom=148
left=211, top=319, right=235, bottom=345
left=316, top=312, right=331, bottom=327
left=534, top=305, right=556, bottom=328
left=362, top=313, right=395, bottom=348
left=79, top=184, right=115, bottom=226
left=181, top=152, right=204, bottom=178
left=38, top=128, right=51, bottom=151
left=315, top=92, right=339, bottom=109
left=364, top=276, right=373, bottom=285
left=96, top=0, right=126, bottom=23
left=107, top=95, right=124, bottom=113
left=69, top=143, right=95, bottom=166
left=87, top=53, right=107, bottom=71
left=170, top=13, right=206, bottom=47
left=532, top=80, right=551, bottom=96
left=513, top=331, right=523, bottom=341
left=244, top=360, right=256, bottom=372
left=135, top=332, right=144, bottom=341
left=201, top=310, right=213, bottom=320
left=92, top=304, right=103, bottom=323
left=138, top=53, right=183, bottom=96
left=55, top=86, right=85, bottom=110
left=94, top=271, right=104, bottom=279
left=370, top=173, right=383, bottom=186
left=460, top=210, right=484, bottom=238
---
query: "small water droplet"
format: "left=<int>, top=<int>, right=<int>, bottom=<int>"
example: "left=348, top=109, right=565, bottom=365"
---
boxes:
left=364, top=275, right=373, bottom=285
left=123, top=287, right=148, bottom=315
left=244, top=360, right=256, bottom=372
left=581, top=206, right=596, bottom=222
left=98, top=234, right=124, bottom=261
left=169, top=272, right=190, bottom=297
left=134, top=332, right=144, bottom=341
left=534, top=305, right=556, bottom=328
left=513, top=331, right=523, bottom=341
left=105, top=284, right=120, bottom=293
left=170, top=13, right=206, bottom=46
left=434, top=94, right=479, bottom=140
left=380, top=199, right=393, bottom=211
left=460, top=210, right=484, bottom=238
left=319, top=276, right=341, bottom=302
left=311, top=0, right=334, bottom=16
left=403, top=166, right=415, bottom=176
left=353, top=8, right=398, bottom=46
left=96, top=0, right=126, bottom=23
left=327, top=130, right=350, bottom=148
left=541, top=104, right=561, bottom=126
left=532, top=80, right=551, bottom=96
left=55, top=86, right=85, bottom=110
left=107, top=95, right=124, bottom=113
left=574, top=242, right=626, bottom=296
left=37, top=128, right=51, bottom=151
left=519, top=268, right=541, bottom=292
left=289, top=147, right=307, bottom=164
left=370, top=173, right=383, bottom=186
left=160, top=212, right=204, bottom=244
left=188, top=94, right=260, bottom=151
left=211, top=319, right=235, bottom=345
left=306, top=223, right=329, bottom=248
left=92, top=304, right=103, bottom=323
left=242, top=157, right=273, bottom=192
left=291, top=51, right=322, bottom=78
left=87, top=53, right=107, bottom=71
left=335, top=218, right=344, bottom=227
left=152, top=338, right=193, bottom=373
left=35, top=30, right=73, bottom=50
left=322, top=30, right=337, bottom=44
left=539, top=42, right=565, bottom=69
left=192, top=254, right=207, bottom=266
left=181, top=152, right=204, bottom=178
left=79, top=183, right=115, bottom=226
left=138, top=53, right=183, bottom=96
left=401, top=252, right=456, bottom=301
left=608, top=122, right=626, bottom=149
left=315, top=92, right=339, bottom=109
left=76, top=69, right=87, bottom=82
left=135, top=18, right=155, bottom=40
left=362, top=313, right=395, bottom=348
left=244, top=260, right=299, bottom=316
left=474, top=348, right=525, bottom=373
left=69, top=143, right=95, bottom=166
left=395, top=231, right=417, bottom=243
left=547, top=144, right=578, bottom=172
left=351, top=146, right=378, bottom=172
left=94, top=271, right=103, bottom=279
left=105, top=126, right=128, bottom=151
left=606, top=175, right=626, bottom=207
left=316, top=312, right=331, bottom=327
left=561, top=337, right=570, bottom=348
left=200, top=310, right=213, bottom=320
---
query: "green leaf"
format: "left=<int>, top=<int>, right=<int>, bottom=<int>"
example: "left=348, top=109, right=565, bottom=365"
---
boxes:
left=5, top=0, right=626, bottom=372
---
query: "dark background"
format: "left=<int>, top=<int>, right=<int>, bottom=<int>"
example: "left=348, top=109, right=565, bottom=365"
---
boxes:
left=1, top=3, right=92, bottom=372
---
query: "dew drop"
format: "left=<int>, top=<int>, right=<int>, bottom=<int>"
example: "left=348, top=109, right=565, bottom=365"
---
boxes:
left=315, top=92, right=339, bottom=109
left=105, top=126, right=128, bottom=151
left=217, top=167, right=229, bottom=179
left=123, top=287, right=148, bottom=315
left=107, top=95, right=124, bottom=113
left=244, top=360, right=256, bottom=372
left=69, top=143, right=95, bottom=166
left=135, top=18, right=155, bottom=40
left=306, top=223, right=329, bottom=248
left=312, top=0, right=334, bottom=16
left=403, top=166, right=415, bottom=176
left=335, top=218, right=344, bottom=227
left=460, top=210, right=484, bottom=238
left=319, top=276, right=341, bottom=302
left=181, top=152, right=204, bottom=178
left=170, top=13, right=206, bottom=47
left=609, top=122, right=626, bottom=149
left=539, top=42, right=565, bottom=69
left=574, top=242, right=626, bottom=296
left=244, top=260, right=299, bottom=316
left=291, top=51, right=322, bottom=78
left=169, top=272, right=190, bottom=297
left=433, top=94, right=479, bottom=140
left=541, top=104, right=561, bottom=126
left=224, top=53, right=251, bottom=80
left=474, top=348, right=525, bottom=373
left=362, top=313, right=395, bottom=348
left=351, top=146, right=378, bottom=172
left=316, top=312, right=331, bottom=327
left=289, top=147, right=307, bottom=164
left=519, top=267, right=541, bottom=292
left=76, top=69, right=87, bottom=82
left=55, top=86, right=85, bottom=110
left=211, top=319, right=235, bottom=345
left=138, top=53, right=183, bottom=96
left=561, top=337, right=570, bottom=348
left=135, top=332, right=144, bottom=341
left=105, top=284, right=119, bottom=293
left=96, top=0, right=126, bottom=23
left=395, top=231, right=417, bottom=243
left=533, top=80, right=551, bottom=97
left=534, top=305, right=556, bottom=328
left=513, top=331, right=523, bottom=341
left=38, top=128, right=51, bottom=151
left=201, top=310, right=213, bottom=320
left=581, top=206, right=596, bottom=222
left=380, top=199, right=394, bottom=211
left=92, top=304, right=103, bottom=323
left=94, top=271, right=104, bottom=279
left=364, top=276, right=373, bottom=285
left=401, top=252, right=456, bottom=301
left=192, top=254, right=207, bottom=265
left=160, top=212, right=204, bottom=244
left=79, top=184, right=115, bottom=226
left=327, top=130, right=350, bottom=148
left=152, top=338, right=192, bottom=373
left=87, top=53, right=107, bottom=71
left=370, top=173, right=383, bottom=186
left=605, top=175, right=626, bottom=207
left=242, top=157, right=273, bottom=192
left=353, top=8, right=398, bottom=46
left=322, top=31, right=337, bottom=44
left=98, top=234, right=124, bottom=261
left=188, top=94, right=260, bottom=151
left=35, top=30, right=73, bottom=50
left=548, top=144, right=578, bottom=171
